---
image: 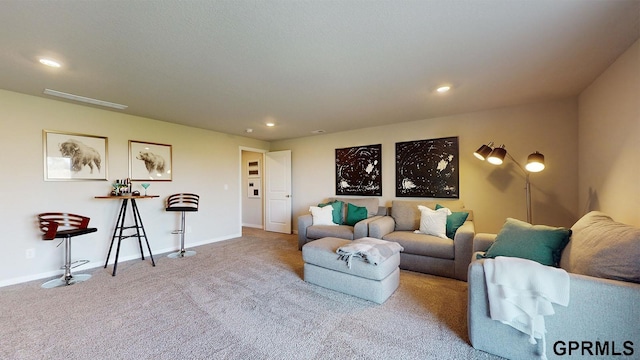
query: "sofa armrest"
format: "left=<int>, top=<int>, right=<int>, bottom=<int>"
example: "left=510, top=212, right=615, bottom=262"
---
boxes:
left=297, top=214, right=313, bottom=250
left=368, top=216, right=395, bottom=239
left=353, top=215, right=383, bottom=239
left=453, top=220, right=475, bottom=281
left=468, top=259, right=640, bottom=360
left=473, top=233, right=497, bottom=253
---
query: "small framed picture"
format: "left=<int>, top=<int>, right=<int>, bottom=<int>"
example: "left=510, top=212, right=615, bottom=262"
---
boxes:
left=247, top=160, right=261, bottom=178
left=43, top=130, right=109, bottom=181
left=129, top=140, right=172, bottom=181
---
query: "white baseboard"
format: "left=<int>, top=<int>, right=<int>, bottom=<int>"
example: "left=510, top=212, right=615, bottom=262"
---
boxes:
left=0, top=232, right=242, bottom=288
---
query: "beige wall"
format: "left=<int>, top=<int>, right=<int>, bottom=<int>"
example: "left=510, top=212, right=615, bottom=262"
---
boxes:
left=578, top=39, right=640, bottom=226
left=0, top=89, right=270, bottom=286
left=272, top=99, right=579, bottom=234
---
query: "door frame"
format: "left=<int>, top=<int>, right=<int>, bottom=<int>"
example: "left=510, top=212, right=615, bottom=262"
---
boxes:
left=239, top=146, right=267, bottom=233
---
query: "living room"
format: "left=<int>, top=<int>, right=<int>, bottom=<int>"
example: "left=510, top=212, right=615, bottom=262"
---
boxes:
left=0, top=1, right=638, bottom=358
left=2, top=42, right=638, bottom=288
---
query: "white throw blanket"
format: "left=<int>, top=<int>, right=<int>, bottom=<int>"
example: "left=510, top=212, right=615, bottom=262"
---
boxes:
left=336, top=238, right=403, bottom=268
left=484, top=256, right=570, bottom=360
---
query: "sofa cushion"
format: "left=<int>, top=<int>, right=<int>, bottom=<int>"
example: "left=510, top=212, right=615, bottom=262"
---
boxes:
left=480, top=218, right=571, bottom=267
left=417, top=205, right=450, bottom=239
left=436, top=204, right=470, bottom=239
left=330, top=197, right=379, bottom=222
left=309, top=206, right=337, bottom=226
left=307, top=225, right=355, bottom=240
left=318, top=200, right=344, bottom=225
left=382, top=231, right=454, bottom=259
left=391, top=200, right=466, bottom=231
left=345, top=203, right=368, bottom=226
left=560, top=211, right=640, bottom=284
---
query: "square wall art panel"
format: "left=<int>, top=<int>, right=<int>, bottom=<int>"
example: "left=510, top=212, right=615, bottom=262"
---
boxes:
left=395, top=137, right=459, bottom=198
left=335, top=144, right=382, bottom=196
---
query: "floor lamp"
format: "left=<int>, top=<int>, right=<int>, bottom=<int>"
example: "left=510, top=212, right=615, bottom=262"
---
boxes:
left=474, top=142, right=545, bottom=223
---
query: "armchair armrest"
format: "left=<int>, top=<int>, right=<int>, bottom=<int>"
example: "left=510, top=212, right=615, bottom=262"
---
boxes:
left=473, top=233, right=497, bottom=253
left=468, top=259, right=640, bottom=359
left=368, top=216, right=395, bottom=239
left=353, top=215, right=383, bottom=239
left=453, top=220, right=476, bottom=281
left=297, top=214, right=313, bottom=250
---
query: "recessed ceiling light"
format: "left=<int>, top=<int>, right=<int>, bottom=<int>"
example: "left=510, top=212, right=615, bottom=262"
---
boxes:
left=39, top=58, right=61, bottom=68
left=245, top=128, right=253, bottom=133
left=436, top=85, right=451, bottom=93
left=266, top=122, right=275, bottom=127
left=311, top=130, right=326, bottom=134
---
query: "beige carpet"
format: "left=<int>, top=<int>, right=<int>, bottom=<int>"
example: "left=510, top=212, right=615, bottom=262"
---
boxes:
left=0, top=228, right=502, bottom=359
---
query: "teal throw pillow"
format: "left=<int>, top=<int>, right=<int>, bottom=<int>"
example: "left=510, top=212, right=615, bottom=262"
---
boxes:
left=345, top=203, right=368, bottom=226
left=481, top=218, right=571, bottom=267
left=436, top=204, right=469, bottom=239
left=318, top=200, right=343, bottom=225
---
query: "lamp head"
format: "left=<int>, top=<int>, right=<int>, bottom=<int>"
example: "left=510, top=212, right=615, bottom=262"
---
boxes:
left=525, top=151, right=545, bottom=172
left=487, top=145, right=506, bottom=165
left=473, top=142, right=494, bottom=160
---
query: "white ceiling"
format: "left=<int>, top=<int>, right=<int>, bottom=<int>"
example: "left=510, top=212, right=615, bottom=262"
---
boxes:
left=1, top=0, right=638, bottom=141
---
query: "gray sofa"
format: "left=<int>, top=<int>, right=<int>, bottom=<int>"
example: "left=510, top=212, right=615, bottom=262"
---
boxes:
left=468, top=211, right=640, bottom=359
left=368, top=200, right=475, bottom=281
left=297, top=197, right=385, bottom=250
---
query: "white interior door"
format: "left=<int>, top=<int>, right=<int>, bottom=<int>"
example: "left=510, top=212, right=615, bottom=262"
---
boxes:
left=264, top=150, right=291, bottom=233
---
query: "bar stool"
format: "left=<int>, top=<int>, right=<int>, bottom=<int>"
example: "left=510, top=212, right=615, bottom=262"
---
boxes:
left=166, top=193, right=199, bottom=258
left=38, top=213, right=97, bottom=288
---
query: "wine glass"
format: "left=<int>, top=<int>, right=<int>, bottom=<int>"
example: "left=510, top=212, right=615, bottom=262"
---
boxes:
left=141, top=183, right=150, bottom=196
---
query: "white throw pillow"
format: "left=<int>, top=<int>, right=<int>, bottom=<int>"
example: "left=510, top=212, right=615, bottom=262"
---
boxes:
left=416, top=205, right=450, bottom=239
left=309, top=206, right=337, bottom=226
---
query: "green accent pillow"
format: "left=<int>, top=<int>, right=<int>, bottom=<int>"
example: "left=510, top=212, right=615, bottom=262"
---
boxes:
left=318, top=200, right=343, bottom=225
left=345, top=203, right=368, bottom=226
left=481, top=218, right=572, bottom=266
left=436, top=204, right=469, bottom=239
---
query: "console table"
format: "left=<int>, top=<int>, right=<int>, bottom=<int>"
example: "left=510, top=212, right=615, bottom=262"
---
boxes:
left=95, top=195, right=159, bottom=276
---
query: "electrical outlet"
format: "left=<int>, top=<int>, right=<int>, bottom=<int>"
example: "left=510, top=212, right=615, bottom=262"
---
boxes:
left=26, top=248, right=35, bottom=259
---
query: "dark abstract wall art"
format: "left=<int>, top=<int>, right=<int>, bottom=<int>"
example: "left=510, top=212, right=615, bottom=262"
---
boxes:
left=395, top=136, right=459, bottom=198
left=336, top=144, right=382, bottom=196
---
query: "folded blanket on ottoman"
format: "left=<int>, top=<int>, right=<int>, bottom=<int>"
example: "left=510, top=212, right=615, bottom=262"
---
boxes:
left=336, top=238, right=404, bottom=268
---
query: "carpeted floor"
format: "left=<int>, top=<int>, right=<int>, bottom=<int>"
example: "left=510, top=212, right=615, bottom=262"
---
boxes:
left=0, top=228, right=503, bottom=359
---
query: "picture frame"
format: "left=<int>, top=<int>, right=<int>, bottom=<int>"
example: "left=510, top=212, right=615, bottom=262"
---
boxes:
left=129, top=140, right=172, bottom=181
left=247, top=160, right=261, bottom=178
left=395, top=136, right=459, bottom=198
left=335, top=144, right=382, bottom=196
left=248, top=179, right=261, bottom=198
left=43, top=130, right=108, bottom=181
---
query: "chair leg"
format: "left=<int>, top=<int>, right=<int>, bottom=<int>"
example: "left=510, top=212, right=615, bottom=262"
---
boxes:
left=168, top=211, right=196, bottom=258
left=42, top=237, right=91, bottom=289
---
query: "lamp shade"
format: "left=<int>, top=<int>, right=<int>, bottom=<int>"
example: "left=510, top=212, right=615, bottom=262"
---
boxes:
left=473, top=143, right=493, bottom=160
left=525, top=151, right=545, bottom=172
left=487, top=145, right=506, bottom=165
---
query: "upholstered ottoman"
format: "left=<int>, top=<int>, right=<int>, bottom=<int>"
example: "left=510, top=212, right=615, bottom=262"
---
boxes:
left=302, top=237, right=401, bottom=304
